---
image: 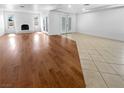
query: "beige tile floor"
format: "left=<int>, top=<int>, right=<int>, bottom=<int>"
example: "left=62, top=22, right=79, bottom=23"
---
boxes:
left=63, top=32, right=124, bottom=88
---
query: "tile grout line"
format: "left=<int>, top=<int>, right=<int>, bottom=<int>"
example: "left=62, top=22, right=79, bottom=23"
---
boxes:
left=88, top=52, right=109, bottom=88
left=94, top=48, right=122, bottom=75
left=110, top=65, right=124, bottom=82
left=95, top=47, right=124, bottom=82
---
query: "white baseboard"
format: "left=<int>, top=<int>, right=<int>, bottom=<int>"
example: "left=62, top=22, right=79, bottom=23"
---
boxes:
left=78, top=31, right=124, bottom=42
left=5, top=31, right=37, bottom=34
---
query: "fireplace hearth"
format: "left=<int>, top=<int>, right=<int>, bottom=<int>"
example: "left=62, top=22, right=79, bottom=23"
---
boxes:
left=21, top=24, right=29, bottom=30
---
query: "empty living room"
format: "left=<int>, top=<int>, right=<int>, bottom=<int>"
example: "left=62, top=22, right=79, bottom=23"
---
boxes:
left=1, top=0, right=124, bottom=92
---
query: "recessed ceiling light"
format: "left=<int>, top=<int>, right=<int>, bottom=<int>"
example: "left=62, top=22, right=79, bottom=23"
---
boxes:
left=20, top=5, right=25, bottom=8
left=84, top=4, right=90, bottom=6
left=82, top=8, right=86, bottom=11
left=68, top=4, right=72, bottom=8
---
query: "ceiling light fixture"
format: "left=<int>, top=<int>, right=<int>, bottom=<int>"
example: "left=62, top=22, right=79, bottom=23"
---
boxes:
left=82, top=8, right=89, bottom=12
left=82, top=8, right=86, bottom=11
left=68, top=4, right=72, bottom=8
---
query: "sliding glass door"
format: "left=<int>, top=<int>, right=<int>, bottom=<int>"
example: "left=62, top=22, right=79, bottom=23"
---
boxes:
left=68, top=17, right=71, bottom=32
left=60, top=16, right=71, bottom=34
left=43, top=17, right=48, bottom=32
left=61, top=17, right=66, bottom=33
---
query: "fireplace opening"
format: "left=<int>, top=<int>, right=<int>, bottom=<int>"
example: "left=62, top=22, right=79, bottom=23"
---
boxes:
left=21, top=24, right=29, bottom=30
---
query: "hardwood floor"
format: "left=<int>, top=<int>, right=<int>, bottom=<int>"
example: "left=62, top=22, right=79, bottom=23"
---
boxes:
left=0, top=32, right=85, bottom=88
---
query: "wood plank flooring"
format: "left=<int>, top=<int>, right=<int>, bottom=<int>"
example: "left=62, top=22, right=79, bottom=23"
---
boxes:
left=0, top=32, right=85, bottom=88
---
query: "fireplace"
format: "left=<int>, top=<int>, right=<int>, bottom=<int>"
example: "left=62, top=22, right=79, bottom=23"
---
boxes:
left=21, top=24, right=29, bottom=30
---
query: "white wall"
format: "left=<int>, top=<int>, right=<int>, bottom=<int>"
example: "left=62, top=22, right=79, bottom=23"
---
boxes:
left=77, top=8, right=124, bottom=41
left=48, top=12, right=60, bottom=35
left=5, top=11, right=41, bottom=33
left=48, top=11, right=76, bottom=35
left=71, top=14, right=76, bottom=32
left=0, top=10, right=4, bottom=36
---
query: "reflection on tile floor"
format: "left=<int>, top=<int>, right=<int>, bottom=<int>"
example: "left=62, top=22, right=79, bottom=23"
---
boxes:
left=63, top=33, right=124, bottom=88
